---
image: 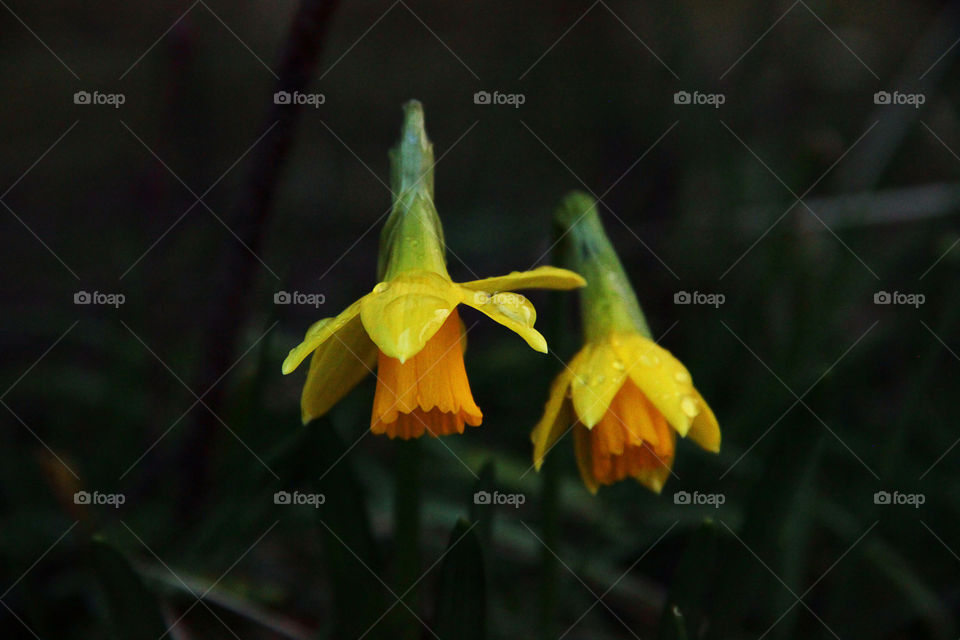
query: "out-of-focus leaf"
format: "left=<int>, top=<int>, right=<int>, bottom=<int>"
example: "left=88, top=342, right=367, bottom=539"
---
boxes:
left=658, top=519, right=718, bottom=640
left=469, top=460, right=496, bottom=544
left=665, top=605, right=689, bottom=640
left=819, top=500, right=955, bottom=640
left=187, top=419, right=323, bottom=561
left=434, top=518, right=486, bottom=640
left=707, top=428, right=824, bottom=639
left=393, top=438, right=421, bottom=640
left=90, top=538, right=168, bottom=640
left=312, top=419, right=386, bottom=639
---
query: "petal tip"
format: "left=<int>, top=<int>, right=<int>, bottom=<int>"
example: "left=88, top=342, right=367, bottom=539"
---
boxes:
left=281, top=354, right=298, bottom=375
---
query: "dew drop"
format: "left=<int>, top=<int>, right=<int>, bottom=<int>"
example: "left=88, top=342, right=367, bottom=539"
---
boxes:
left=639, top=353, right=659, bottom=366
left=590, top=374, right=606, bottom=385
left=680, top=396, right=699, bottom=418
left=374, top=282, right=390, bottom=294
left=495, top=300, right=534, bottom=326
left=612, top=360, right=626, bottom=371
left=674, top=370, right=691, bottom=384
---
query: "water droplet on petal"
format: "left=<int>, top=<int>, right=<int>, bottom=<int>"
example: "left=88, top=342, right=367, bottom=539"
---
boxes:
left=612, top=360, right=626, bottom=371
left=680, top=396, right=699, bottom=418
left=640, top=353, right=659, bottom=366
left=374, top=282, right=390, bottom=294
left=591, top=374, right=606, bottom=385
left=495, top=298, right=535, bottom=327
left=674, top=370, right=691, bottom=384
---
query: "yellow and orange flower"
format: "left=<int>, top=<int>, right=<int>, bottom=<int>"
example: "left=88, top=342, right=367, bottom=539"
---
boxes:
left=531, top=192, right=719, bottom=493
left=282, top=102, right=584, bottom=438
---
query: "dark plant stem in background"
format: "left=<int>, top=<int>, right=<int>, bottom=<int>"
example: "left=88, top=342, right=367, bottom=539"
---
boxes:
left=393, top=438, right=422, bottom=639
left=179, top=0, right=341, bottom=518
left=539, top=453, right=560, bottom=639
left=539, top=226, right=576, bottom=640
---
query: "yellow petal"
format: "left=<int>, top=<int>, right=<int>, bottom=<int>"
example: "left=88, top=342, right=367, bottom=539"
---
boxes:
left=460, top=288, right=548, bottom=353
left=573, top=425, right=599, bottom=494
left=460, top=266, right=585, bottom=293
left=686, top=389, right=721, bottom=453
left=615, top=334, right=699, bottom=437
left=359, top=271, right=462, bottom=363
left=282, top=299, right=363, bottom=374
left=301, top=316, right=377, bottom=424
left=531, top=368, right=576, bottom=470
left=569, top=340, right=630, bottom=429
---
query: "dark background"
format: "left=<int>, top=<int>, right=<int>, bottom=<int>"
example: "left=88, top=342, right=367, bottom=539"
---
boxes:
left=2, top=1, right=959, bottom=638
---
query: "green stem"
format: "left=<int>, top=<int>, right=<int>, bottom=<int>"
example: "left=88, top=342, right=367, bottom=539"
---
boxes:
left=378, top=100, right=449, bottom=280
left=538, top=221, right=575, bottom=639
left=554, top=191, right=652, bottom=340
left=539, top=453, right=560, bottom=640
left=394, top=438, right=421, bottom=639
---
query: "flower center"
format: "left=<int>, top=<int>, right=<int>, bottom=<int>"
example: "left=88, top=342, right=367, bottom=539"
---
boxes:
left=580, top=379, right=675, bottom=486
left=371, top=309, right=482, bottom=439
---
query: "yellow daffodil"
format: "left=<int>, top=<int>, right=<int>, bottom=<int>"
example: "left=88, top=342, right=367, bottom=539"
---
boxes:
left=531, top=192, right=720, bottom=493
left=283, top=101, right=585, bottom=439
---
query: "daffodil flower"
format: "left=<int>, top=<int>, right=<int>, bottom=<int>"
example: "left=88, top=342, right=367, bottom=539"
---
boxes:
left=283, top=102, right=585, bottom=439
left=531, top=192, right=720, bottom=493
